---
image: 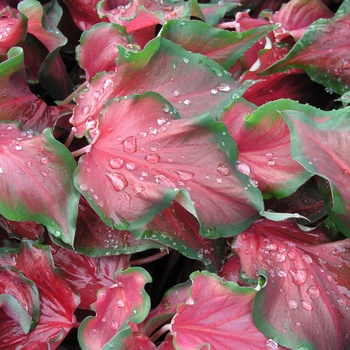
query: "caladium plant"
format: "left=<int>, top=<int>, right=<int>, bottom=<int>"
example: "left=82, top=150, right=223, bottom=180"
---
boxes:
left=0, top=0, right=350, bottom=349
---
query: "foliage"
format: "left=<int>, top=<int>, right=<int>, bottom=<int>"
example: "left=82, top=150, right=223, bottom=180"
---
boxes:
left=0, top=0, right=350, bottom=349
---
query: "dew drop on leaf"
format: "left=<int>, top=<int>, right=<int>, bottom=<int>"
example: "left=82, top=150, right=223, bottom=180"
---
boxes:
left=109, top=158, right=124, bottom=169
left=289, top=268, right=308, bottom=286
left=175, top=170, right=194, bottom=180
left=116, top=299, right=125, bottom=308
left=154, top=174, right=176, bottom=187
left=125, top=162, right=136, bottom=170
left=300, top=300, right=313, bottom=311
left=106, top=172, right=128, bottom=191
left=183, top=99, right=191, bottom=105
left=110, top=320, right=119, bottom=331
left=266, top=339, right=279, bottom=350
left=216, top=163, right=230, bottom=176
left=157, top=117, right=167, bottom=125
left=237, top=161, right=250, bottom=175
left=307, top=285, right=320, bottom=299
left=216, top=83, right=231, bottom=92
left=287, top=299, right=298, bottom=310
left=82, top=105, right=91, bottom=115
left=15, top=144, right=22, bottom=151
left=145, top=154, right=160, bottom=164
left=103, top=78, right=114, bottom=91
left=123, top=136, right=137, bottom=153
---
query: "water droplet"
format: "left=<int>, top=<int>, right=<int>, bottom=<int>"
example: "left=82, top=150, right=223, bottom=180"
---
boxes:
left=287, top=251, right=296, bottom=260
left=123, top=136, right=137, bottom=153
left=41, top=171, right=48, bottom=177
left=149, top=127, right=158, bottom=135
left=266, top=339, right=279, bottom=350
left=183, top=99, right=191, bottom=105
left=267, top=160, right=276, bottom=166
left=301, top=254, right=313, bottom=264
left=82, top=105, right=91, bottom=115
left=0, top=168, right=4, bottom=174
left=101, top=317, right=106, bottom=323
left=15, top=144, right=22, bottom=151
left=154, top=174, right=176, bottom=187
left=216, top=177, right=222, bottom=184
left=139, top=131, right=147, bottom=138
left=216, top=163, right=230, bottom=176
left=176, top=170, right=194, bottom=180
left=116, top=299, right=125, bottom=308
left=103, top=78, right=114, bottom=91
left=300, top=300, right=313, bottom=311
left=53, top=230, right=61, bottom=237
left=110, top=320, right=119, bottom=331
left=266, top=152, right=274, bottom=159
left=125, top=162, right=135, bottom=170
left=250, top=179, right=259, bottom=187
left=134, top=186, right=144, bottom=194
left=173, top=89, right=180, bottom=97
left=266, top=243, right=278, bottom=252
left=182, top=57, right=189, bottom=63
left=109, top=158, right=123, bottom=169
left=216, top=83, right=231, bottom=92
left=145, top=154, right=160, bottom=163
left=337, top=297, right=346, bottom=306
left=289, top=268, right=308, bottom=285
left=106, top=172, right=128, bottom=191
left=157, top=117, right=167, bottom=125
left=278, top=270, right=287, bottom=277
left=307, top=285, right=320, bottom=299
left=211, top=88, right=218, bottom=94
left=40, top=156, right=49, bottom=165
left=162, top=104, right=170, bottom=113
left=92, top=328, right=97, bottom=334
left=237, top=161, right=250, bottom=175
left=288, top=299, right=298, bottom=310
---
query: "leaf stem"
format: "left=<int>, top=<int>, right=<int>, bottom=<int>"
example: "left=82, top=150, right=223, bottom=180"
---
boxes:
left=149, top=324, right=172, bottom=343
left=71, top=145, right=91, bottom=158
left=130, top=249, right=170, bottom=266
left=58, top=81, right=89, bottom=106
left=64, top=130, right=76, bottom=148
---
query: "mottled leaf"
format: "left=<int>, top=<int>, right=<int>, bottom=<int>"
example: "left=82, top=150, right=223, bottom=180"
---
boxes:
left=78, top=267, right=151, bottom=350
left=74, top=92, right=262, bottom=238
left=0, top=241, right=80, bottom=349
left=233, top=219, right=350, bottom=350
left=171, top=271, right=270, bottom=349
left=282, top=106, right=350, bottom=235
left=0, top=123, right=80, bottom=246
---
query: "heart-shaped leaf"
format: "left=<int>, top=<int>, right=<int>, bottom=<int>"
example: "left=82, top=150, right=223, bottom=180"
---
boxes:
left=0, top=123, right=80, bottom=246
left=281, top=105, right=350, bottom=235
left=74, top=92, right=263, bottom=238
left=233, top=219, right=350, bottom=350
left=0, top=266, right=40, bottom=334
left=78, top=267, right=151, bottom=350
left=0, top=241, right=80, bottom=349
left=171, top=270, right=270, bottom=349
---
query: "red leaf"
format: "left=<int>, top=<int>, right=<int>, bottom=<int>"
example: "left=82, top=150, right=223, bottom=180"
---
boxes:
left=221, top=99, right=311, bottom=198
left=171, top=271, right=270, bottom=349
left=233, top=219, right=350, bottom=350
left=0, top=124, right=80, bottom=246
left=78, top=267, right=151, bottom=349
left=0, top=266, right=40, bottom=334
left=0, top=241, right=80, bottom=349
left=74, top=93, right=262, bottom=237
left=0, top=216, right=44, bottom=241
left=70, top=37, right=244, bottom=137
left=51, top=245, right=129, bottom=309
left=76, top=22, right=133, bottom=81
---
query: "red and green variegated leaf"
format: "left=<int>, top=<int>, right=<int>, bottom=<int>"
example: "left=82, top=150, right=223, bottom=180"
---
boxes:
left=233, top=219, right=350, bottom=350
left=140, top=280, right=191, bottom=336
left=160, top=19, right=275, bottom=70
left=281, top=106, right=350, bottom=236
left=76, top=22, right=135, bottom=81
left=221, top=99, right=312, bottom=199
left=73, top=196, right=165, bottom=256
left=0, top=124, right=80, bottom=246
left=74, top=92, right=263, bottom=237
left=71, top=37, right=245, bottom=137
left=271, top=0, right=333, bottom=42
left=171, top=271, right=270, bottom=349
left=140, top=201, right=226, bottom=271
left=78, top=267, right=151, bottom=350
left=0, top=241, right=80, bottom=349
left=51, top=244, right=129, bottom=309
left=18, top=0, right=72, bottom=100
left=0, top=6, right=27, bottom=55
left=0, top=266, right=40, bottom=334
left=0, top=216, right=44, bottom=241
left=263, top=12, right=350, bottom=95
left=199, top=3, right=239, bottom=25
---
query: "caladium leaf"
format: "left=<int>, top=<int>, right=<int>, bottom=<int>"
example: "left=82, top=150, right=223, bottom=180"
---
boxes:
left=78, top=267, right=151, bottom=350
left=51, top=244, right=129, bottom=309
left=199, top=3, right=239, bottom=25
left=0, top=6, right=27, bottom=55
left=233, top=219, right=350, bottom=350
left=282, top=106, right=350, bottom=236
left=71, top=37, right=245, bottom=137
left=271, top=0, right=333, bottom=42
left=263, top=12, right=350, bottom=95
left=0, top=241, right=80, bottom=349
left=0, top=266, right=40, bottom=334
left=171, top=270, right=270, bottom=349
left=221, top=99, right=311, bottom=198
left=74, top=92, right=263, bottom=237
left=73, top=196, right=165, bottom=256
left=0, top=216, right=44, bottom=241
left=160, top=19, right=275, bottom=70
left=76, top=22, right=135, bottom=81
left=140, top=201, right=226, bottom=271
left=0, top=123, right=80, bottom=246
left=18, top=0, right=72, bottom=100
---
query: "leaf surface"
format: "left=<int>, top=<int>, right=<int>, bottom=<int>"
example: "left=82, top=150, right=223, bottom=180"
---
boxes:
left=78, top=267, right=151, bottom=350
left=74, top=92, right=262, bottom=237
left=0, top=124, right=80, bottom=245
left=171, top=271, right=269, bottom=349
left=282, top=106, right=350, bottom=235
left=233, top=220, right=350, bottom=350
left=0, top=241, right=80, bottom=349
left=264, top=12, right=350, bottom=95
